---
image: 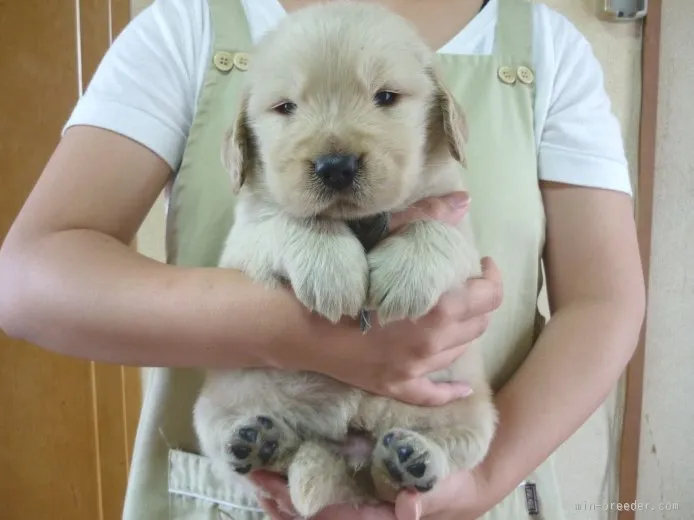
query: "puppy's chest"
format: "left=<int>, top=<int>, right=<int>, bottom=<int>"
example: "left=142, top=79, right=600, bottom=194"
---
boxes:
left=346, top=213, right=391, bottom=252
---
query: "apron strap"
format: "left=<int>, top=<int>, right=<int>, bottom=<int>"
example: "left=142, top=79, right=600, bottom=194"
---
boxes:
left=208, top=0, right=253, bottom=51
left=494, top=0, right=533, bottom=66
left=167, top=0, right=252, bottom=266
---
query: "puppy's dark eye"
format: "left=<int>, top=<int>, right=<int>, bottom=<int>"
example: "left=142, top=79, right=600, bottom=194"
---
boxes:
left=272, top=101, right=297, bottom=115
left=374, top=90, right=399, bottom=107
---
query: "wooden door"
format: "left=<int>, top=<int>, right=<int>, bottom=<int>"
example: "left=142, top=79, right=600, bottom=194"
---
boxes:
left=0, top=2, right=142, bottom=519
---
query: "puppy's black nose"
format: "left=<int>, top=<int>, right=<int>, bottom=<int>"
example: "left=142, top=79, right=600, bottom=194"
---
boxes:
left=314, top=154, right=359, bottom=191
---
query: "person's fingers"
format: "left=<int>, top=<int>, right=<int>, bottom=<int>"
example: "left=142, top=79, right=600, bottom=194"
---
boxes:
left=449, top=313, right=490, bottom=346
left=249, top=470, right=288, bottom=495
left=388, top=192, right=470, bottom=233
left=249, top=472, right=297, bottom=516
left=251, top=473, right=399, bottom=519
left=394, top=485, right=456, bottom=520
left=359, top=504, right=401, bottom=520
left=480, top=256, right=503, bottom=290
left=433, top=258, right=503, bottom=322
left=391, top=377, right=473, bottom=407
left=394, top=491, right=422, bottom=520
left=321, top=504, right=398, bottom=520
left=419, top=341, right=474, bottom=376
left=478, top=257, right=503, bottom=312
left=257, top=497, right=294, bottom=520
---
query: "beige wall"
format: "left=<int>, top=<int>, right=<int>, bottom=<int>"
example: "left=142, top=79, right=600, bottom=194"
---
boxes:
left=132, top=0, right=692, bottom=517
left=637, top=0, right=694, bottom=517
left=539, top=3, right=641, bottom=518
left=131, top=0, right=149, bottom=15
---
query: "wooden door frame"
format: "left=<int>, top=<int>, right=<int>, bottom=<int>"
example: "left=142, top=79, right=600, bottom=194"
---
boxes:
left=617, top=1, right=662, bottom=517
left=78, top=0, right=141, bottom=517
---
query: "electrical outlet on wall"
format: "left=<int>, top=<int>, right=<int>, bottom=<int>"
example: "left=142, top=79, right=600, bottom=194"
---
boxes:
left=603, top=0, right=647, bottom=21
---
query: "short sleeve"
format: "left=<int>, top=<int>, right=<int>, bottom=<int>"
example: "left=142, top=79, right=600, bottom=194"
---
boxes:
left=537, top=12, right=633, bottom=195
left=63, top=0, right=211, bottom=171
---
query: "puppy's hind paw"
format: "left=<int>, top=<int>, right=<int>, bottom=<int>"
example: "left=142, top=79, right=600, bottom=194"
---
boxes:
left=224, top=415, right=298, bottom=474
left=372, top=429, right=448, bottom=494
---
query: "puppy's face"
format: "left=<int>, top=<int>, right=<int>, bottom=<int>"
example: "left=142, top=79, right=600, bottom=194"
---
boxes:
left=223, top=3, right=467, bottom=219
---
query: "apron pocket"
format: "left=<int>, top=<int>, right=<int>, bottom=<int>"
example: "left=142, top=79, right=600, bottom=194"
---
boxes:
left=168, top=449, right=267, bottom=520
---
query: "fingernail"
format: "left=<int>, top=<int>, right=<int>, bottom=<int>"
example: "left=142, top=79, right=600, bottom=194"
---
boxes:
left=415, top=499, right=422, bottom=520
left=443, top=192, right=470, bottom=209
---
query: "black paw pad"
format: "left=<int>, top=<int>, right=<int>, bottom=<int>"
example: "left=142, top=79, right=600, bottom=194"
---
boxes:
left=396, top=445, right=414, bottom=462
left=230, top=444, right=251, bottom=460
left=238, top=427, right=258, bottom=443
left=384, top=459, right=404, bottom=483
left=406, top=461, right=427, bottom=478
left=414, top=479, right=436, bottom=492
left=233, top=464, right=252, bottom=475
left=258, top=441, right=278, bottom=463
left=257, top=416, right=274, bottom=429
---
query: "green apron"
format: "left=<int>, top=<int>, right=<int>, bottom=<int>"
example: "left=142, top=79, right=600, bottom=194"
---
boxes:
left=123, top=0, right=566, bottom=518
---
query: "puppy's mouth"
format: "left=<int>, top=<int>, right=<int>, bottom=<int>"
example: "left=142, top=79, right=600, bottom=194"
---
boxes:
left=306, top=153, right=371, bottom=218
left=311, top=189, right=374, bottom=219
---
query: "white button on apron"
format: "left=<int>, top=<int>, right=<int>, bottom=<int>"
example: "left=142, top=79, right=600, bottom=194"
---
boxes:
left=233, top=52, right=250, bottom=71
left=517, top=65, right=535, bottom=85
left=213, top=51, right=235, bottom=72
left=498, top=65, right=517, bottom=85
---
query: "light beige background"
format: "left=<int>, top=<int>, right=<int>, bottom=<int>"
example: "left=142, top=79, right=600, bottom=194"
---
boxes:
left=132, top=0, right=692, bottom=518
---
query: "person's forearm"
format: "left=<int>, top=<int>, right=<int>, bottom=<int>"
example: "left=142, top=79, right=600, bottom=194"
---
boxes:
left=476, top=298, right=645, bottom=510
left=0, top=229, right=311, bottom=369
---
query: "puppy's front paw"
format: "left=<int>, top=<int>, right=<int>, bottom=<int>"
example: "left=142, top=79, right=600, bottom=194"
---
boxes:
left=367, top=221, right=477, bottom=324
left=225, top=415, right=299, bottom=474
left=372, top=429, right=448, bottom=493
left=285, top=228, right=368, bottom=322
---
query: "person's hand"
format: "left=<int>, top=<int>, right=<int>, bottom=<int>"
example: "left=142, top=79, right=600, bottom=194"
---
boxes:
left=250, top=471, right=398, bottom=520
left=250, top=467, right=492, bottom=520
left=285, top=191, right=504, bottom=407
left=386, top=192, right=472, bottom=232
left=251, top=192, right=502, bottom=518
left=392, top=468, right=490, bottom=520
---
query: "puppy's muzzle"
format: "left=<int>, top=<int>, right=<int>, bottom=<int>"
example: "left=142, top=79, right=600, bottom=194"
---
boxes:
left=313, top=154, right=359, bottom=191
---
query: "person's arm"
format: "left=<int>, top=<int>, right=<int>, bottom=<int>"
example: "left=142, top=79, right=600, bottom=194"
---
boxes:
left=474, top=183, right=645, bottom=510
left=240, top=186, right=644, bottom=520
left=0, top=0, right=297, bottom=368
left=249, top=186, right=643, bottom=520
left=0, top=126, right=315, bottom=369
left=471, top=10, right=645, bottom=508
left=398, top=10, right=646, bottom=517
left=0, top=125, right=493, bottom=408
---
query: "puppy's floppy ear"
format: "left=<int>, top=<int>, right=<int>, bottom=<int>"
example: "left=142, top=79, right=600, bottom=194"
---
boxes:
left=426, top=66, right=469, bottom=168
left=221, top=92, right=255, bottom=194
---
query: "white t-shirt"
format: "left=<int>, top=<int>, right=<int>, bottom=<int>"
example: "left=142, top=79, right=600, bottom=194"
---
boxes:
left=63, top=0, right=632, bottom=195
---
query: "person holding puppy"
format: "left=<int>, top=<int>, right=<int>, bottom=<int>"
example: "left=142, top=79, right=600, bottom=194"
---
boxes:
left=0, top=1, right=645, bottom=520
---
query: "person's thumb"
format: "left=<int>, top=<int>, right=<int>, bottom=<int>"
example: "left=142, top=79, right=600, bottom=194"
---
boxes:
left=396, top=378, right=473, bottom=407
left=388, top=192, right=470, bottom=233
left=249, top=471, right=297, bottom=515
left=394, top=491, right=422, bottom=520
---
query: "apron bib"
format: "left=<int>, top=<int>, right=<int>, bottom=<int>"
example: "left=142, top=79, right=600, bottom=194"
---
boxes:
left=123, top=1, right=565, bottom=518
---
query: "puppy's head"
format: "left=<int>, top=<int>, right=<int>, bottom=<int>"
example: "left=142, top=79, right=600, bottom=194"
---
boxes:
left=222, top=2, right=468, bottom=219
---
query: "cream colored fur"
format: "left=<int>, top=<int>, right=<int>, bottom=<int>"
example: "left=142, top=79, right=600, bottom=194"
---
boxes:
left=193, top=2, right=498, bottom=516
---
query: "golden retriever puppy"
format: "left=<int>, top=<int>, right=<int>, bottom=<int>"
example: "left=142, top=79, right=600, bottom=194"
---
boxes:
left=193, top=1, right=497, bottom=516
